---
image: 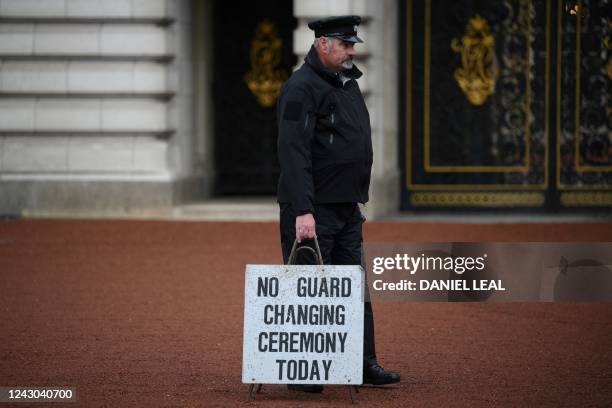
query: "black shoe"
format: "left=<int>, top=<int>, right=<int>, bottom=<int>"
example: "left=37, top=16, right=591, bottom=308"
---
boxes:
left=287, top=384, right=324, bottom=393
left=363, top=364, right=400, bottom=385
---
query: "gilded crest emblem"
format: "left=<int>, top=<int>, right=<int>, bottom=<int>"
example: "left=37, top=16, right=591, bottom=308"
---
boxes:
left=244, top=19, right=288, bottom=108
left=451, top=15, right=499, bottom=105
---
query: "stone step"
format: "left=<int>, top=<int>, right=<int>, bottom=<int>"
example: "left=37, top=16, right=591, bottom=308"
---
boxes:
left=175, top=198, right=279, bottom=221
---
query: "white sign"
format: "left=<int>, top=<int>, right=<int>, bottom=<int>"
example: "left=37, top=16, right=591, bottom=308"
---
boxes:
left=242, top=264, right=364, bottom=385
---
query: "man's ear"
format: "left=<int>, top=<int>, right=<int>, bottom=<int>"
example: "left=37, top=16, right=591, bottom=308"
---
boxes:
left=320, top=37, right=329, bottom=53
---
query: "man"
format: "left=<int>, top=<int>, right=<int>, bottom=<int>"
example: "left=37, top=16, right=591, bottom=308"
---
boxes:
left=276, top=15, right=400, bottom=393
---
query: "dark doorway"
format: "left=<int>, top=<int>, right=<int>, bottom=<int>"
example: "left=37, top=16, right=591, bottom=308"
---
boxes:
left=212, top=1, right=296, bottom=195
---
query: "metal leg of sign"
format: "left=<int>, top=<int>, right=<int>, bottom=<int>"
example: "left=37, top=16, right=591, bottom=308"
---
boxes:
left=247, top=384, right=255, bottom=402
left=247, top=384, right=263, bottom=402
left=347, top=385, right=358, bottom=404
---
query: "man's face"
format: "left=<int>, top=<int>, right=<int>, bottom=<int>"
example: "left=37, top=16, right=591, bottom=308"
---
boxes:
left=322, top=37, right=357, bottom=71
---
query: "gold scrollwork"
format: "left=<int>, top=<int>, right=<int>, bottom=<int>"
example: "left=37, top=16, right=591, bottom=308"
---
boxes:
left=565, top=3, right=581, bottom=16
left=244, top=19, right=288, bottom=108
left=410, top=192, right=544, bottom=206
left=451, top=15, right=499, bottom=105
left=560, top=192, right=612, bottom=206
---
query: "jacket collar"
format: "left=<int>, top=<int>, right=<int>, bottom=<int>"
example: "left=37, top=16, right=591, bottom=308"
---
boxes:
left=304, top=45, right=362, bottom=86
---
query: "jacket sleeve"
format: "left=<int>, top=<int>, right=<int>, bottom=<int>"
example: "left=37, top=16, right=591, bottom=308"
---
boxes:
left=277, top=83, right=315, bottom=214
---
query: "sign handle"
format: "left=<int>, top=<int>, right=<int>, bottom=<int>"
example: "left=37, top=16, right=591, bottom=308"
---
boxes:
left=287, top=236, right=324, bottom=265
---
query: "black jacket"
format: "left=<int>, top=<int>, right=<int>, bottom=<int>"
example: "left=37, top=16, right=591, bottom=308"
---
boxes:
left=276, top=46, right=373, bottom=214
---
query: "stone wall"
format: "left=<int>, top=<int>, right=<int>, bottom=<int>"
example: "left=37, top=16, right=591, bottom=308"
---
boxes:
left=0, top=0, right=197, bottom=215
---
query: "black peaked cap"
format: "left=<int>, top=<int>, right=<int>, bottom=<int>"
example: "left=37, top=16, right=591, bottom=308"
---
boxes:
left=307, top=15, right=363, bottom=43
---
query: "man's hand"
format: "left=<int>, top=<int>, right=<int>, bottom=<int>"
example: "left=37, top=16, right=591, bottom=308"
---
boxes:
left=295, top=213, right=316, bottom=242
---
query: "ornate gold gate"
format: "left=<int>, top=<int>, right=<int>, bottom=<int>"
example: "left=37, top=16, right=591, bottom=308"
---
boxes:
left=401, top=0, right=611, bottom=210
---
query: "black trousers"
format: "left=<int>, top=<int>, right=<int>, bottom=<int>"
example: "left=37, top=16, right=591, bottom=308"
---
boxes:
left=279, top=202, right=377, bottom=367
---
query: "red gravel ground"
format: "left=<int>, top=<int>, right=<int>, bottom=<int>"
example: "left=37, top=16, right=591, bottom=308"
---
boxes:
left=1, top=219, right=611, bottom=407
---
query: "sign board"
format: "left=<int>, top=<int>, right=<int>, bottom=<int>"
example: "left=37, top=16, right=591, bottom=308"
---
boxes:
left=242, top=264, right=364, bottom=385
